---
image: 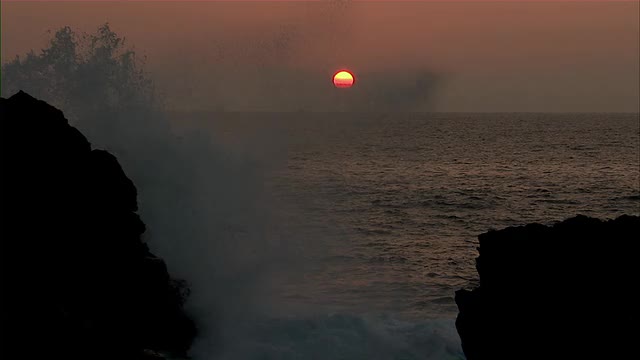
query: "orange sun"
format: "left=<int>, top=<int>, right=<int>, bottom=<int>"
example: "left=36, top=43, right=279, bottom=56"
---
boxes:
left=333, top=70, right=355, bottom=88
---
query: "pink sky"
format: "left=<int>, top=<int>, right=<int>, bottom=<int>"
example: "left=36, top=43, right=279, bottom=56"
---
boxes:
left=2, top=0, right=639, bottom=111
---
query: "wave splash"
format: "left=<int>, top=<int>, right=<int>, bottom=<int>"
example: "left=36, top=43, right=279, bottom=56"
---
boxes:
left=192, top=314, right=464, bottom=360
left=2, top=25, right=463, bottom=360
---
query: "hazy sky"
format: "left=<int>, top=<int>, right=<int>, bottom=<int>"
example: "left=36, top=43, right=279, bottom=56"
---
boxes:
left=2, top=1, right=639, bottom=112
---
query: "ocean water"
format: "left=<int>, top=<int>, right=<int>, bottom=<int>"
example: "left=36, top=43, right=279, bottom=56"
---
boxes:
left=175, top=112, right=639, bottom=359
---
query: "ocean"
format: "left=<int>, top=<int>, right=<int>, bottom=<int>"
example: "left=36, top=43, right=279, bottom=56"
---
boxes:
left=172, top=112, right=639, bottom=359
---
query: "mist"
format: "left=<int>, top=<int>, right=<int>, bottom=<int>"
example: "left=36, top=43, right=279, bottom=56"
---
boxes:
left=0, top=23, right=311, bottom=359
left=2, top=1, right=638, bottom=359
left=159, top=0, right=440, bottom=112
left=1, top=12, right=460, bottom=359
left=5, top=1, right=638, bottom=112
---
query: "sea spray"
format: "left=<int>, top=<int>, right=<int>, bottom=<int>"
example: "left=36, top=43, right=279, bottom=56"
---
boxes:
left=0, top=22, right=463, bottom=358
left=192, top=314, right=464, bottom=360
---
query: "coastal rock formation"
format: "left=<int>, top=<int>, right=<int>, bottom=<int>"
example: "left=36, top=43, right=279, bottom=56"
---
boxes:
left=1, top=91, right=196, bottom=359
left=455, top=215, right=639, bottom=359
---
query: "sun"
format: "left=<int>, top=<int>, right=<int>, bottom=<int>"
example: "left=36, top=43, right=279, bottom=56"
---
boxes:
left=333, top=70, right=355, bottom=88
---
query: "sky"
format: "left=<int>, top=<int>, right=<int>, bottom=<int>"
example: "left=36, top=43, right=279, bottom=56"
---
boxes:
left=1, top=0, right=639, bottom=112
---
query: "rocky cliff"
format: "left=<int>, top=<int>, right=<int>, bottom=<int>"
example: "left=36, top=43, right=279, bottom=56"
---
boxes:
left=1, top=91, right=196, bottom=359
left=456, top=214, right=639, bottom=359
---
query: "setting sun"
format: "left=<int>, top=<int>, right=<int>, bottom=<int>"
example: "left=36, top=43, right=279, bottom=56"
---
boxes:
left=333, top=70, right=355, bottom=88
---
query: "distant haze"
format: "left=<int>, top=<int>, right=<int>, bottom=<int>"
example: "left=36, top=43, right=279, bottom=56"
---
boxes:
left=2, top=0, right=639, bottom=112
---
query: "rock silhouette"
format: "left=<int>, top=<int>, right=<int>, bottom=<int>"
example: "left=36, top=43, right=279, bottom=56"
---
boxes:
left=1, top=91, right=196, bottom=359
left=455, top=215, right=639, bottom=359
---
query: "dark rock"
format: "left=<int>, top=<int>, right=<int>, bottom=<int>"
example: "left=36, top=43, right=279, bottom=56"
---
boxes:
left=1, top=91, right=196, bottom=359
left=455, top=214, right=639, bottom=359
